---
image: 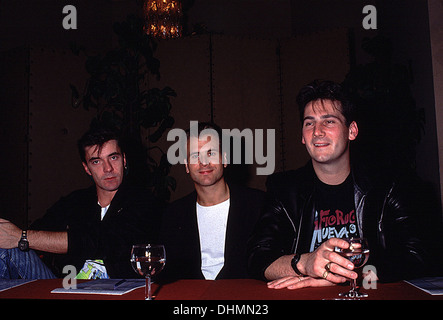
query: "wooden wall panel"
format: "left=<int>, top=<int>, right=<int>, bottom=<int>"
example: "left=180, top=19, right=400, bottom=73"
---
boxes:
left=211, top=35, right=281, bottom=190
left=147, top=36, right=212, bottom=199
left=27, top=48, right=94, bottom=224
left=0, top=48, right=29, bottom=228
left=1, top=29, right=350, bottom=223
left=280, top=28, right=350, bottom=172
left=151, top=29, right=350, bottom=200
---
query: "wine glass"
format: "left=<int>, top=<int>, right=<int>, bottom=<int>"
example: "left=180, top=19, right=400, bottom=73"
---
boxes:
left=130, top=244, right=166, bottom=300
left=336, top=238, right=370, bottom=299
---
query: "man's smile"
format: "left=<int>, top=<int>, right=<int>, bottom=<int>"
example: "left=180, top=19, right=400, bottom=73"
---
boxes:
left=313, top=143, right=330, bottom=148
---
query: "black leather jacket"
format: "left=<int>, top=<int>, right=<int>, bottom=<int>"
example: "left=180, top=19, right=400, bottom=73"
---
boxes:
left=248, top=162, right=442, bottom=282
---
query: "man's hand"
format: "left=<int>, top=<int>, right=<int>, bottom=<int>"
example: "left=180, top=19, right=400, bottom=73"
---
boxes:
left=267, top=276, right=336, bottom=289
left=265, top=238, right=358, bottom=289
left=0, top=218, right=68, bottom=253
left=0, top=218, right=21, bottom=249
left=298, top=237, right=357, bottom=283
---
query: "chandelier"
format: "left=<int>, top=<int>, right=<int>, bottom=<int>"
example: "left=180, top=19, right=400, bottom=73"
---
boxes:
left=143, top=0, right=183, bottom=39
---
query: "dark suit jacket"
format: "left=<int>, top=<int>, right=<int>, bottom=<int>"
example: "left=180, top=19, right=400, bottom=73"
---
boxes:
left=30, top=181, right=161, bottom=278
left=159, top=184, right=265, bottom=281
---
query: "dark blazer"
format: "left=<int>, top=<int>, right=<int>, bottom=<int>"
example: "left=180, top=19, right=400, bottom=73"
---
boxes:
left=30, top=181, right=161, bottom=278
left=159, top=184, right=265, bottom=281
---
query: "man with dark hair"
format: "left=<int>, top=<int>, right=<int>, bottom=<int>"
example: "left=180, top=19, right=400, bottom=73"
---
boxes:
left=0, top=124, right=160, bottom=278
left=248, top=80, right=442, bottom=289
left=159, top=121, right=265, bottom=280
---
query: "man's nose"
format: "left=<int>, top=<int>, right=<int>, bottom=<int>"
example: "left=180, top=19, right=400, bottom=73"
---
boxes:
left=313, top=124, right=325, bottom=137
left=199, top=155, right=209, bottom=166
left=103, top=160, right=113, bottom=172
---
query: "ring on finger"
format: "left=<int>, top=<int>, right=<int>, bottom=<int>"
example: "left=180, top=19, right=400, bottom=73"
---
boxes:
left=322, top=270, right=329, bottom=279
left=325, top=262, right=332, bottom=271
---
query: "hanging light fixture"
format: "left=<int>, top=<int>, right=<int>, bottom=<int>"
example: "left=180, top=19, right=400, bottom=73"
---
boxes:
left=143, top=0, right=183, bottom=39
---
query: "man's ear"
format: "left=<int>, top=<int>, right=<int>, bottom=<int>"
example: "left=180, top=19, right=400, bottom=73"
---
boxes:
left=223, top=152, right=228, bottom=168
left=184, top=158, right=189, bottom=173
left=82, top=162, right=92, bottom=176
left=348, top=121, right=359, bottom=141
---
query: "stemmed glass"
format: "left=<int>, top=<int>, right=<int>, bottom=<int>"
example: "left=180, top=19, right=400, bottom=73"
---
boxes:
left=130, top=244, right=166, bottom=300
left=336, top=238, right=370, bottom=299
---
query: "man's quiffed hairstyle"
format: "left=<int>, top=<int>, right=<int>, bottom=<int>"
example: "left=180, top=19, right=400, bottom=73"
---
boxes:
left=296, top=80, right=356, bottom=126
left=185, top=121, right=223, bottom=141
left=77, top=122, right=123, bottom=163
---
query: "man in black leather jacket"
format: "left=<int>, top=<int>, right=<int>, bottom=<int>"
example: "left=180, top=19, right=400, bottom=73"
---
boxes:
left=248, top=80, right=442, bottom=289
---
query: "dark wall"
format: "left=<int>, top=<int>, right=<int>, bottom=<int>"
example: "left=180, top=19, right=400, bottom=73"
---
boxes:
left=0, top=1, right=440, bottom=223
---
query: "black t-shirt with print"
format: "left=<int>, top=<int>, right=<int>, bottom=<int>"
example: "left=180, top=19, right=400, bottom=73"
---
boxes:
left=309, top=174, right=359, bottom=252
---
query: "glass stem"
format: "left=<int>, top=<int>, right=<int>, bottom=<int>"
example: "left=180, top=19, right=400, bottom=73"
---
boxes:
left=145, top=276, right=152, bottom=300
left=350, top=278, right=357, bottom=297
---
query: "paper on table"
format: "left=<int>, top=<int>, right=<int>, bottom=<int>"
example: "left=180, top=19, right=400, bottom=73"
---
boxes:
left=405, top=277, right=443, bottom=295
left=51, top=279, right=145, bottom=295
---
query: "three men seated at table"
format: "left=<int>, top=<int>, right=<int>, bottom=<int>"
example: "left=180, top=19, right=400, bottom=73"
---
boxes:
left=0, top=80, right=441, bottom=288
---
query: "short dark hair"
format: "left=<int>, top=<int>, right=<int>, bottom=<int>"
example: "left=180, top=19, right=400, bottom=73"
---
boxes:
left=183, top=121, right=224, bottom=159
left=185, top=121, right=223, bottom=141
left=77, top=123, right=123, bottom=163
left=296, top=80, right=355, bottom=126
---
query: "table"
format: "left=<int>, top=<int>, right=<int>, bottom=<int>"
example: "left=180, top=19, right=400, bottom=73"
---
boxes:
left=0, top=278, right=441, bottom=300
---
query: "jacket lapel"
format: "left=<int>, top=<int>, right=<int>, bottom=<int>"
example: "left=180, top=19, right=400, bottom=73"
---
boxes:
left=294, top=163, right=316, bottom=254
left=189, top=192, right=205, bottom=278
left=100, top=183, right=127, bottom=222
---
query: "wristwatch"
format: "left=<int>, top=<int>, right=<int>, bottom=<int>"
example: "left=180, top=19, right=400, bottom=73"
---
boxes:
left=18, top=230, right=29, bottom=252
left=291, top=253, right=304, bottom=276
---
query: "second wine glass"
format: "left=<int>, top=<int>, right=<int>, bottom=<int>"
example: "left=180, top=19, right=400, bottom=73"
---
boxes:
left=130, top=244, right=166, bottom=300
left=336, top=238, right=370, bottom=299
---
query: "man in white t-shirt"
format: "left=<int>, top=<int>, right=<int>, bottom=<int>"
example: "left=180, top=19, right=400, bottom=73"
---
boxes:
left=160, top=122, right=265, bottom=280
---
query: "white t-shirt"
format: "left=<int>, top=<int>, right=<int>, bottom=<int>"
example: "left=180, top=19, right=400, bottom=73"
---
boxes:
left=196, top=198, right=230, bottom=280
left=100, top=204, right=110, bottom=221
